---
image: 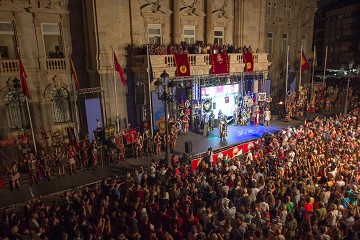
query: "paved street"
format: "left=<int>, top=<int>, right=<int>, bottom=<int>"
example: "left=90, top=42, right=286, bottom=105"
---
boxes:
left=0, top=116, right=303, bottom=209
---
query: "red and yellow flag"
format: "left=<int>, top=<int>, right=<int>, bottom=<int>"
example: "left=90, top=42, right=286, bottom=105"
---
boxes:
left=19, top=57, right=30, bottom=97
left=301, top=50, right=309, bottom=72
left=70, top=57, right=81, bottom=92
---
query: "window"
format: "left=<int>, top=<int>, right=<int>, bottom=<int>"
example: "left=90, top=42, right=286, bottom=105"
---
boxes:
left=5, top=91, right=28, bottom=131
left=272, top=3, right=277, bottom=17
left=301, top=35, right=306, bottom=50
left=267, top=32, right=273, bottom=53
left=51, top=88, right=71, bottom=124
left=287, top=5, right=292, bottom=18
left=283, top=4, right=287, bottom=17
left=0, top=22, right=15, bottom=60
left=267, top=2, right=272, bottom=16
left=214, top=27, right=224, bottom=46
left=148, top=24, right=162, bottom=44
left=42, top=23, right=63, bottom=58
left=183, top=25, right=195, bottom=44
left=282, top=33, right=288, bottom=52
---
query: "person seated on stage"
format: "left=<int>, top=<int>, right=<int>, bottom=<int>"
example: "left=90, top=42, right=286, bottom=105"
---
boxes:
left=7, top=162, right=20, bottom=190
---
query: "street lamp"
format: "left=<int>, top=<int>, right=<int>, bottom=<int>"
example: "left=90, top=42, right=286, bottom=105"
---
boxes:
left=344, top=60, right=354, bottom=117
left=154, top=70, right=177, bottom=164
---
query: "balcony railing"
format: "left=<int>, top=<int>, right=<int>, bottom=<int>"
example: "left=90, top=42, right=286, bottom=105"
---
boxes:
left=46, top=58, right=67, bottom=71
left=0, top=60, right=19, bottom=74
left=133, top=53, right=265, bottom=69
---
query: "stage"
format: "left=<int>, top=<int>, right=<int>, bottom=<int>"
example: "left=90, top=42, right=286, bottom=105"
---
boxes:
left=173, top=117, right=302, bottom=156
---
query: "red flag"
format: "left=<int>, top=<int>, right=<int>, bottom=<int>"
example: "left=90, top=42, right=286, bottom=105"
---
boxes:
left=301, top=50, right=309, bottom=72
left=70, top=57, right=81, bottom=92
left=174, top=54, right=190, bottom=77
left=210, top=53, right=229, bottom=74
left=243, top=53, right=254, bottom=72
left=18, top=57, right=30, bottom=97
left=114, top=52, right=126, bottom=86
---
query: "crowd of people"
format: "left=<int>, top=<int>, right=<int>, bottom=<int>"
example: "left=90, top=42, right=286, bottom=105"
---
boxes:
left=0, top=106, right=359, bottom=239
left=132, top=43, right=256, bottom=56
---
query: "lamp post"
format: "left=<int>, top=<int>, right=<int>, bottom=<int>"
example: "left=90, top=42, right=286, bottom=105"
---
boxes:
left=344, top=60, right=354, bottom=117
left=154, top=70, right=177, bottom=164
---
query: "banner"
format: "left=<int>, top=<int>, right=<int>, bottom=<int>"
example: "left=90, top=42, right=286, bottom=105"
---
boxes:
left=174, top=54, right=190, bottom=77
left=243, top=53, right=254, bottom=72
left=114, top=52, right=126, bottom=86
left=210, top=53, right=229, bottom=74
left=19, top=57, right=30, bottom=97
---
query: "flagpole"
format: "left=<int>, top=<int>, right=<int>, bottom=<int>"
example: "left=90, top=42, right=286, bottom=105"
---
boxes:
left=112, top=47, right=120, bottom=132
left=323, top=45, right=328, bottom=85
left=69, top=52, right=80, bottom=143
left=147, top=45, right=154, bottom=138
left=299, top=45, right=302, bottom=88
left=311, top=45, right=316, bottom=89
left=25, top=97, right=37, bottom=154
left=285, top=45, right=289, bottom=108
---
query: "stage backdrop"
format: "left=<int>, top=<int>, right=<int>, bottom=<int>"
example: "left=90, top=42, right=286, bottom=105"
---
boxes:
left=201, top=84, right=239, bottom=118
left=85, top=98, right=103, bottom=142
left=151, top=91, right=165, bottom=131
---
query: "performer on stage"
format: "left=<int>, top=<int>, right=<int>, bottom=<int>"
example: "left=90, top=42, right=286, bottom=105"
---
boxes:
left=54, top=145, right=65, bottom=177
left=89, top=140, right=99, bottom=170
left=219, top=116, right=228, bottom=141
left=28, top=153, right=38, bottom=185
left=233, top=107, right=239, bottom=126
left=217, top=110, right=223, bottom=129
left=154, top=132, right=162, bottom=155
left=203, top=114, right=209, bottom=137
left=134, top=132, right=143, bottom=159
left=253, top=106, right=260, bottom=125
left=170, top=127, right=177, bottom=151
left=182, top=115, right=190, bottom=135
left=115, top=132, right=125, bottom=162
left=209, top=111, right=215, bottom=130
left=18, top=129, right=30, bottom=155
left=143, top=130, right=153, bottom=157
left=66, top=145, right=77, bottom=175
left=264, top=108, right=272, bottom=126
left=79, top=137, right=89, bottom=170
left=38, top=150, right=51, bottom=181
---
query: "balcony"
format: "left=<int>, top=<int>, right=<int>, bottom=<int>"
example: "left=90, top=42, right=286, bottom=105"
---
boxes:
left=0, top=60, right=19, bottom=74
left=132, top=53, right=270, bottom=77
left=46, top=58, right=67, bottom=72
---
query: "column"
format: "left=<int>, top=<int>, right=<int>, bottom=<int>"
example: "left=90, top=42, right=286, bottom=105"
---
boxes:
left=172, top=0, right=181, bottom=43
left=205, top=0, right=213, bottom=44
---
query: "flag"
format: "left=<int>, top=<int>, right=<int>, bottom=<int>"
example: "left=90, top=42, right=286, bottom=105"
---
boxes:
left=70, top=57, right=81, bottom=92
left=19, top=56, right=30, bottom=97
left=210, top=53, right=230, bottom=74
left=113, top=52, right=126, bottom=86
left=243, top=53, right=254, bottom=72
left=313, top=47, right=317, bottom=67
left=174, top=54, right=190, bottom=77
left=301, top=50, right=310, bottom=72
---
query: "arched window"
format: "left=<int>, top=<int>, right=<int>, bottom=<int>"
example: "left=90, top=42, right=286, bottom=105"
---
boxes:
left=51, top=87, right=71, bottom=124
left=5, top=91, right=28, bottom=130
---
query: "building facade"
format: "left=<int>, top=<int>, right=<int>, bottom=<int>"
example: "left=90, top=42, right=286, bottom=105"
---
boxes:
left=0, top=0, right=316, bottom=157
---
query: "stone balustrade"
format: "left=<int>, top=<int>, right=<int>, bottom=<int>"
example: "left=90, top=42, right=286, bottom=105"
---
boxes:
left=46, top=58, right=67, bottom=71
left=133, top=53, right=266, bottom=69
left=0, top=60, right=19, bottom=74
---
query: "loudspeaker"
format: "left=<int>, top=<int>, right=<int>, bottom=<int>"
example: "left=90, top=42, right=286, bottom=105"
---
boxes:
left=185, top=141, right=192, bottom=153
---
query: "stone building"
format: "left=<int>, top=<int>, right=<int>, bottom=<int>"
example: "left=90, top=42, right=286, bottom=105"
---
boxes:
left=0, top=0, right=316, bottom=159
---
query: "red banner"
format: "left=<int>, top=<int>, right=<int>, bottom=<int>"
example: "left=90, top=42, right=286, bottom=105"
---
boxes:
left=174, top=54, right=190, bottom=77
left=210, top=53, right=229, bottom=74
left=243, top=53, right=254, bottom=72
left=301, top=50, right=310, bottom=72
left=124, top=128, right=137, bottom=144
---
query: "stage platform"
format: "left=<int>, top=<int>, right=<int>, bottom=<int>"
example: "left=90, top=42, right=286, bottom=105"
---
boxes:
left=173, top=118, right=302, bottom=156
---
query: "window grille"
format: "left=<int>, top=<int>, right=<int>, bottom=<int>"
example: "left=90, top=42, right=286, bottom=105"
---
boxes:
left=51, top=87, right=71, bottom=124
left=5, top=91, right=28, bottom=131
